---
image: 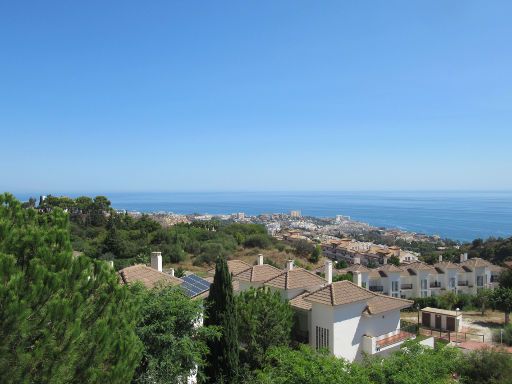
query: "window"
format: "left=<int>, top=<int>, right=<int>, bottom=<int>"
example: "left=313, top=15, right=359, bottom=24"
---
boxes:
left=449, top=278, right=456, bottom=289
left=421, top=279, right=428, bottom=290
left=315, top=326, right=329, bottom=350
left=391, top=281, right=399, bottom=292
left=362, top=281, right=367, bottom=288
left=477, top=275, right=484, bottom=287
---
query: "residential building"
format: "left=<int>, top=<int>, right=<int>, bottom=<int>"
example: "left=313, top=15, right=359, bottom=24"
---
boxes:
left=342, top=254, right=502, bottom=299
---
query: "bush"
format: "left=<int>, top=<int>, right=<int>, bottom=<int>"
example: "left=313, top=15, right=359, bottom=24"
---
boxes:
left=244, top=234, right=272, bottom=249
left=458, top=348, right=512, bottom=384
left=492, top=323, right=512, bottom=346
left=293, top=240, right=315, bottom=257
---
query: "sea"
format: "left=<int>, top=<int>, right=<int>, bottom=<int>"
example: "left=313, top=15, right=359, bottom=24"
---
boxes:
left=13, top=191, right=512, bottom=243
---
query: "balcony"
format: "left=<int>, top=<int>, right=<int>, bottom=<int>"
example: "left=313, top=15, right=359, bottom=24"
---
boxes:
left=361, top=328, right=417, bottom=355
left=458, top=281, right=469, bottom=286
left=401, top=284, right=413, bottom=290
left=430, top=282, right=442, bottom=288
left=369, top=286, right=384, bottom=292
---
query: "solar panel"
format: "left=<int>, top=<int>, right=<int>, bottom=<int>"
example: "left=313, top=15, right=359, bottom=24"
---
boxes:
left=181, top=274, right=211, bottom=297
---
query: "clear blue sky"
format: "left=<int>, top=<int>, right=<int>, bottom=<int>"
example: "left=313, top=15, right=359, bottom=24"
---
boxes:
left=1, top=1, right=511, bottom=193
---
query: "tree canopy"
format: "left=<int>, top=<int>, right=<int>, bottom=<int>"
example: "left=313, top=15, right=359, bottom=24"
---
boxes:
left=236, top=288, right=293, bottom=370
left=0, top=193, right=142, bottom=384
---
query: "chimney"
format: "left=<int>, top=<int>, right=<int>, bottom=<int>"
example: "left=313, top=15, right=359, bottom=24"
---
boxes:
left=353, top=257, right=361, bottom=265
left=353, top=271, right=362, bottom=287
left=464, top=253, right=468, bottom=262
left=439, top=255, right=443, bottom=263
left=258, top=254, right=264, bottom=265
left=286, top=259, right=294, bottom=271
left=107, top=260, right=114, bottom=269
left=169, top=268, right=175, bottom=277
left=151, top=251, right=162, bottom=272
left=383, top=257, right=388, bottom=265
left=325, top=260, right=333, bottom=284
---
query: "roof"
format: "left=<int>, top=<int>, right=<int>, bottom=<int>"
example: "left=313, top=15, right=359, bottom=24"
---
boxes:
left=264, top=268, right=326, bottom=290
left=119, top=264, right=183, bottom=288
left=364, top=295, right=413, bottom=315
left=504, top=260, right=512, bottom=270
left=339, top=264, right=371, bottom=273
left=434, top=261, right=464, bottom=272
left=289, top=291, right=313, bottom=311
left=377, top=264, right=403, bottom=276
left=304, top=280, right=413, bottom=315
left=207, top=259, right=252, bottom=276
left=234, top=264, right=283, bottom=282
left=422, top=307, right=462, bottom=317
left=461, top=258, right=493, bottom=270
left=404, top=262, right=436, bottom=272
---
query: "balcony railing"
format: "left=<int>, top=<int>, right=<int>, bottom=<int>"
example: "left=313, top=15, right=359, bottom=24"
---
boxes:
left=401, top=284, right=413, bottom=290
left=430, top=282, right=442, bottom=288
left=369, top=286, right=384, bottom=292
left=458, top=281, right=469, bottom=286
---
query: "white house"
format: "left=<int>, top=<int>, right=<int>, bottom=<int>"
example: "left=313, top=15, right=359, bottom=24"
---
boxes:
left=290, top=280, right=414, bottom=361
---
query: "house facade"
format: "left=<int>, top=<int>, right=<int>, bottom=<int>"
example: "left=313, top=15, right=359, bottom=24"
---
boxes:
left=341, top=254, right=503, bottom=299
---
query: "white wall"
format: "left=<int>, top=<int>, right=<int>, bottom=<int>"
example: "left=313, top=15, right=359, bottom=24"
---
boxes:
left=310, top=300, right=402, bottom=362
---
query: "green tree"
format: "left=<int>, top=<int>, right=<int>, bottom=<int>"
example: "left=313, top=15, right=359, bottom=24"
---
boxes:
left=236, top=288, right=293, bottom=370
left=475, top=288, right=493, bottom=315
left=438, top=291, right=458, bottom=310
left=255, top=344, right=370, bottom=384
left=309, top=245, right=321, bottom=263
left=388, top=255, right=400, bottom=266
left=131, top=284, right=217, bottom=384
left=458, top=348, right=512, bottom=384
left=491, top=287, right=512, bottom=324
left=203, top=257, right=239, bottom=383
left=0, top=193, right=142, bottom=384
left=362, top=340, right=460, bottom=384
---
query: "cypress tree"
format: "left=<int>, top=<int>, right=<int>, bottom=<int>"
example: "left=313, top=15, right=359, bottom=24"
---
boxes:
left=0, top=193, right=143, bottom=383
left=203, top=256, right=239, bottom=383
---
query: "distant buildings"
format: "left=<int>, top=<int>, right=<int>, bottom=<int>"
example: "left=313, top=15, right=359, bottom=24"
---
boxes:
left=321, top=238, right=420, bottom=266
left=290, top=210, right=301, bottom=218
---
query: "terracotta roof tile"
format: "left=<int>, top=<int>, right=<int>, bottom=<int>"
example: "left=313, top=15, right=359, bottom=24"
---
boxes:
left=434, top=261, right=464, bottom=272
left=461, top=258, right=493, bottom=269
left=119, top=264, right=183, bottom=289
left=234, top=264, right=283, bottom=282
left=207, top=260, right=252, bottom=276
left=263, top=268, right=326, bottom=290
left=289, top=291, right=313, bottom=311
left=305, top=280, right=413, bottom=315
left=405, top=262, right=436, bottom=272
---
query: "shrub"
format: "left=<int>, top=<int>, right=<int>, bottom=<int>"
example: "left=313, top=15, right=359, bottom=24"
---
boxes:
left=244, top=234, right=272, bottom=249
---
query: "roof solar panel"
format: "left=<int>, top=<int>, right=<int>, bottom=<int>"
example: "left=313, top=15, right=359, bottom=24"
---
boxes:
left=181, top=274, right=211, bottom=297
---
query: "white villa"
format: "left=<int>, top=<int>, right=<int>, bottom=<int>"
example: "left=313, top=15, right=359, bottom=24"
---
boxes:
left=230, top=257, right=417, bottom=362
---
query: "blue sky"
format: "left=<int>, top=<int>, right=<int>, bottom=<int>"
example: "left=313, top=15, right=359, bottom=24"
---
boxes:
left=1, top=1, right=511, bottom=193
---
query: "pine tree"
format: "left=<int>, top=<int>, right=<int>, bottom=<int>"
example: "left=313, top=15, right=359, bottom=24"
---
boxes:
left=0, top=193, right=143, bottom=383
left=203, top=257, right=239, bottom=383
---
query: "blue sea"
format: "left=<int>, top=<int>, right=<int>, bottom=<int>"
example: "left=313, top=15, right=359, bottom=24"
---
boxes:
left=13, top=191, right=512, bottom=242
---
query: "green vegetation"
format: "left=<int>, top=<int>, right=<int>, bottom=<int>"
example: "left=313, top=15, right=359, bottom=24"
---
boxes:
left=203, top=256, right=239, bottom=383
left=236, top=288, right=293, bottom=370
left=0, top=193, right=142, bottom=384
left=467, top=237, right=512, bottom=265
left=130, top=284, right=217, bottom=384
left=458, top=348, right=512, bottom=384
left=36, top=195, right=280, bottom=269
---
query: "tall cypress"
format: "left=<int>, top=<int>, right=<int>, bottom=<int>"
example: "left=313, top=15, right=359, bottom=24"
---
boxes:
left=203, top=256, right=239, bottom=383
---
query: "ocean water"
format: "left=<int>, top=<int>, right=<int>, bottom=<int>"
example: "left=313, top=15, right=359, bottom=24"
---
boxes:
left=13, top=191, right=512, bottom=242
left=101, top=191, right=512, bottom=242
